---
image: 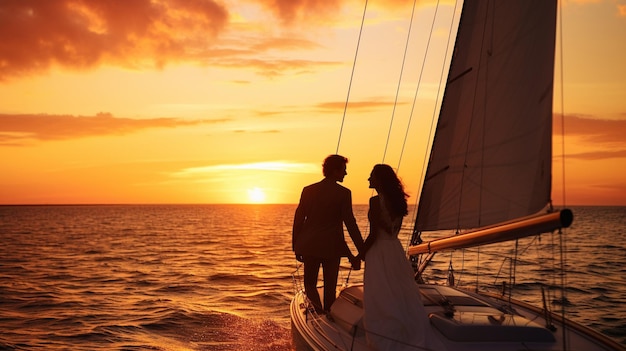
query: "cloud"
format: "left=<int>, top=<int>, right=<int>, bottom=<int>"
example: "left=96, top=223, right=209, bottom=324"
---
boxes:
left=316, top=100, right=403, bottom=112
left=553, top=114, right=626, bottom=160
left=566, top=149, right=626, bottom=160
left=0, top=0, right=229, bottom=80
left=172, top=161, right=319, bottom=177
left=556, top=114, right=626, bottom=144
left=0, top=112, right=228, bottom=145
left=256, top=0, right=429, bottom=24
left=255, top=0, right=344, bottom=25
left=233, top=129, right=280, bottom=134
left=0, top=0, right=358, bottom=80
left=0, top=0, right=430, bottom=80
left=209, top=57, right=340, bottom=77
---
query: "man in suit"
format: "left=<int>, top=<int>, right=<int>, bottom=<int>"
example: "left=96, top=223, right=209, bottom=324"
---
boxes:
left=293, top=154, right=364, bottom=314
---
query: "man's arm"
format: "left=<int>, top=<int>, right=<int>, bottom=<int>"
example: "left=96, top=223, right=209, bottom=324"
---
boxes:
left=342, top=191, right=365, bottom=255
left=292, top=189, right=307, bottom=253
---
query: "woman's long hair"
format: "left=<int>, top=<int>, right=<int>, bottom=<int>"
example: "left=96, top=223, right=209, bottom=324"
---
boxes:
left=372, top=164, right=409, bottom=217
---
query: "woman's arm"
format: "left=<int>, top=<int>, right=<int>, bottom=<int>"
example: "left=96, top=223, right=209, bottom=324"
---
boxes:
left=360, top=196, right=381, bottom=259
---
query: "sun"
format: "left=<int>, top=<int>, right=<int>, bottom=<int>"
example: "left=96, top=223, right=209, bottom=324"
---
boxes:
left=247, top=187, right=266, bottom=203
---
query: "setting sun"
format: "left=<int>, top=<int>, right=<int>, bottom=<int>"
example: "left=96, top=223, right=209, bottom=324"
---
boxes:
left=247, top=187, right=266, bottom=203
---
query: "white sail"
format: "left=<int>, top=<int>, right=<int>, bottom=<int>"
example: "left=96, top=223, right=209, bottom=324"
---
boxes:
left=415, top=1, right=558, bottom=232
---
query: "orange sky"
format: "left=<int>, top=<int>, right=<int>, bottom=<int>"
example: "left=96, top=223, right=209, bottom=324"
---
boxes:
left=1, top=0, right=625, bottom=206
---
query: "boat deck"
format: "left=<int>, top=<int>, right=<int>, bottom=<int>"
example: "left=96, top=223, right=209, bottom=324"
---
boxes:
left=331, top=285, right=554, bottom=343
left=291, top=284, right=624, bottom=351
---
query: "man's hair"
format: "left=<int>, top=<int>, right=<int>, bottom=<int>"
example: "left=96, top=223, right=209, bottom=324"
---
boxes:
left=322, top=154, right=348, bottom=177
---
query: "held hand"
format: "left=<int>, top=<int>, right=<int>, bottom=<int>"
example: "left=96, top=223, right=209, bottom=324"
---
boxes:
left=349, top=255, right=361, bottom=271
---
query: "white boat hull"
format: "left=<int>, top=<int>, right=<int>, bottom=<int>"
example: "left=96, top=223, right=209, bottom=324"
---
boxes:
left=291, top=284, right=624, bottom=351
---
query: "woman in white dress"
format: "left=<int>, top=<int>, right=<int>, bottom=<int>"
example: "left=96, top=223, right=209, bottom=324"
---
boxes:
left=361, top=164, right=445, bottom=351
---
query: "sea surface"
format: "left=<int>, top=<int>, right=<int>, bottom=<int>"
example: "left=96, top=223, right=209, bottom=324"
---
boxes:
left=0, top=205, right=624, bottom=350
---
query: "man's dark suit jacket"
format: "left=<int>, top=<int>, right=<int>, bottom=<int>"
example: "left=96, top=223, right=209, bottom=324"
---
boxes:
left=292, top=178, right=363, bottom=259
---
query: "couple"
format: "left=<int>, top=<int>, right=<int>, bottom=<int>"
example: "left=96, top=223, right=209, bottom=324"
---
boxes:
left=292, top=154, right=444, bottom=351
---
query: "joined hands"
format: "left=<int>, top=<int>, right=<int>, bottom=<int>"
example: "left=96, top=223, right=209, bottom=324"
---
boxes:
left=348, top=254, right=362, bottom=270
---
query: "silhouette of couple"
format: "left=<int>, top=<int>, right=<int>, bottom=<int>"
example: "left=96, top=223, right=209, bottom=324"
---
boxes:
left=292, top=154, right=446, bottom=351
left=292, top=153, right=410, bottom=313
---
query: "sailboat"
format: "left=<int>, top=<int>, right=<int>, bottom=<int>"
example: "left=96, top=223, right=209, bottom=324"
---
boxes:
left=290, top=1, right=625, bottom=350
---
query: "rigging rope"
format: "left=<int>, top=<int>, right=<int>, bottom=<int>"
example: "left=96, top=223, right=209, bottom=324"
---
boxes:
left=397, top=0, right=442, bottom=173
left=335, top=0, right=369, bottom=155
left=382, top=0, right=420, bottom=165
left=556, top=2, right=569, bottom=347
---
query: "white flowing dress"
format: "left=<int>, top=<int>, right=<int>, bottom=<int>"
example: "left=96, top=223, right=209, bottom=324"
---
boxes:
left=363, top=195, right=446, bottom=351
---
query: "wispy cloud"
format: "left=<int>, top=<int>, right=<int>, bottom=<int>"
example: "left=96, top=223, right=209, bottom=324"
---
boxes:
left=254, top=0, right=345, bottom=25
left=209, top=57, right=341, bottom=77
left=172, top=161, right=319, bottom=177
left=0, top=113, right=228, bottom=145
left=566, top=149, right=626, bottom=160
left=554, top=114, right=626, bottom=160
left=233, top=129, right=280, bottom=134
left=557, top=114, right=626, bottom=144
left=256, top=0, right=432, bottom=23
left=316, top=100, right=403, bottom=112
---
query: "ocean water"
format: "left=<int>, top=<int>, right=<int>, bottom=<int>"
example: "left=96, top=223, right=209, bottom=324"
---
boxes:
left=0, top=205, right=624, bottom=350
